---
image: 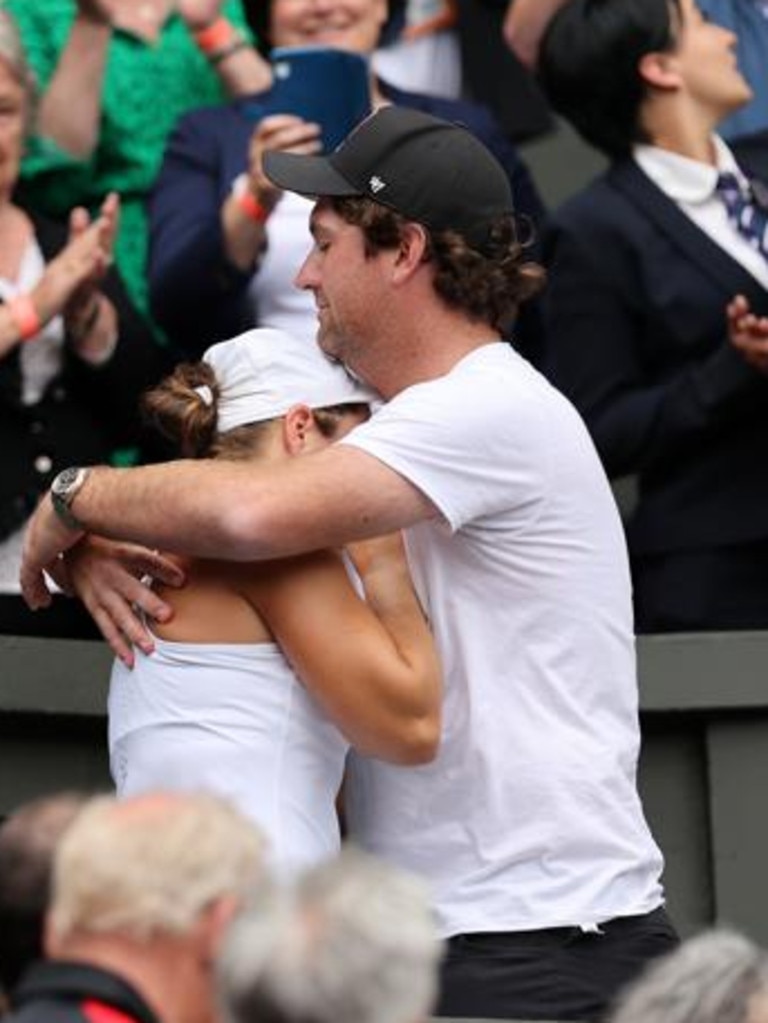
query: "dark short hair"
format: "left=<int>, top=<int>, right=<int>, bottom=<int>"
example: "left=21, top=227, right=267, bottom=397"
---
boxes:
left=538, top=0, right=680, bottom=158
left=0, top=793, right=86, bottom=995
left=330, top=197, right=544, bottom=336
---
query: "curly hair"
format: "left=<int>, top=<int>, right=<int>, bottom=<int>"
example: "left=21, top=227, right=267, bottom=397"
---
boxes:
left=330, top=197, right=545, bottom=335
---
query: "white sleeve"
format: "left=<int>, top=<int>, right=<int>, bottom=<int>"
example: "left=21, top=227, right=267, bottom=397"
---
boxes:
left=340, top=370, right=550, bottom=532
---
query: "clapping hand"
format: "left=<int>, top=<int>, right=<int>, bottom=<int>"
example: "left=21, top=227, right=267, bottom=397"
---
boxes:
left=727, top=293, right=768, bottom=375
left=176, top=0, right=226, bottom=30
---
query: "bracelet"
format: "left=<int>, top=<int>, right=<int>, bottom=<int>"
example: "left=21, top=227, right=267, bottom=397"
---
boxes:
left=193, top=17, right=238, bottom=55
left=232, top=173, right=272, bottom=224
left=209, top=37, right=249, bottom=64
left=6, top=293, right=41, bottom=342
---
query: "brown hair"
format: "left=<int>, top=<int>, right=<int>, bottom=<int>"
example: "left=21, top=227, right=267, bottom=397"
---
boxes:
left=142, top=362, right=367, bottom=461
left=330, top=197, right=545, bottom=335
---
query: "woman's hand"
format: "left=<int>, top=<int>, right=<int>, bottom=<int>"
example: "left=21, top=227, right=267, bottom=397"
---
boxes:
left=728, top=293, right=768, bottom=375
left=245, top=113, right=323, bottom=208
left=176, top=0, right=226, bottom=30
left=32, top=195, right=118, bottom=324
left=63, top=536, right=186, bottom=666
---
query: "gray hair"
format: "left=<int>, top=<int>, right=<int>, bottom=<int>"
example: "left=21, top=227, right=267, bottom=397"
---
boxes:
left=219, top=846, right=443, bottom=1023
left=610, top=929, right=768, bottom=1023
left=0, top=10, right=37, bottom=131
left=48, top=791, right=268, bottom=941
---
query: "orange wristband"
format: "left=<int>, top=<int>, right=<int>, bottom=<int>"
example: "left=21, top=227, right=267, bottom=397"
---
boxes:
left=237, top=190, right=270, bottom=224
left=193, top=17, right=237, bottom=55
left=6, top=293, right=41, bottom=341
left=232, top=174, right=271, bottom=224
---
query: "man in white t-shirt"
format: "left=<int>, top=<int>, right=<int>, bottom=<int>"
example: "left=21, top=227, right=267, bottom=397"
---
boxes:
left=21, top=107, right=676, bottom=1020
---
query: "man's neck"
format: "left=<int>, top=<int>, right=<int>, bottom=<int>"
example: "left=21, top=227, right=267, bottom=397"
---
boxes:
left=51, top=935, right=209, bottom=1023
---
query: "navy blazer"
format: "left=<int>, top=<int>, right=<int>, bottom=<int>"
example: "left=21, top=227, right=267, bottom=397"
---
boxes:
left=542, top=142, right=768, bottom=557
left=147, top=81, right=546, bottom=358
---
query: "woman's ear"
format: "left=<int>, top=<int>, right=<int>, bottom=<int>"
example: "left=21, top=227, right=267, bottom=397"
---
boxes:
left=638, top=49, right=681, bottom=91
left=282, top=404, right=315, bottom=454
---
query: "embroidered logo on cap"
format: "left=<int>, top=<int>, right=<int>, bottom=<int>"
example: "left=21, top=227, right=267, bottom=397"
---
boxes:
left=369, top=176, right=386, bottom=194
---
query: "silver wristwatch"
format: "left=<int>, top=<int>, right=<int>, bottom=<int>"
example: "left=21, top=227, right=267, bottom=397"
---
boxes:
left=50, top=466, right=90, bottom=530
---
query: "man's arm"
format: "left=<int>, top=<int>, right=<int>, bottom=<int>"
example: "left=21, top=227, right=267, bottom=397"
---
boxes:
left=21, top=444, right=436, bottom=609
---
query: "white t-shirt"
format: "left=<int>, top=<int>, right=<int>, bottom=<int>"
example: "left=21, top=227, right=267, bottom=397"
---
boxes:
left=109, top=635, right=349, bottom=875
left=341, top=342, right=665, bottom=937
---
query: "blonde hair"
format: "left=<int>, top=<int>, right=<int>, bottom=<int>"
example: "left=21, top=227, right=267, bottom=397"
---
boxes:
left=49, top=792, right=268, bottom=941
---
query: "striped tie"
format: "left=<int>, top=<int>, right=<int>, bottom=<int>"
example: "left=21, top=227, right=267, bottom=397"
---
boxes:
left=716, top=171, right=768, bottom=260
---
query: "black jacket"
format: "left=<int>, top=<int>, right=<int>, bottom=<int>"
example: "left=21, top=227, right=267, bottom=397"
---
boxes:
left=0, top=211, right=172, bottom=542
left=542, top=137, right=768, bottom=557
left=10, top=961, right=159, bottom=1023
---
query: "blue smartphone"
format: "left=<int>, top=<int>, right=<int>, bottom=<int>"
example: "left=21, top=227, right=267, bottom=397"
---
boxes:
left=244, top=46, right=372, bottom=153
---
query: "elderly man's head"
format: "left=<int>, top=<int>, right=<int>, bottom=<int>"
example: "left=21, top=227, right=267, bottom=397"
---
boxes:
left=219, top=846, right=442, bottom=1023
left=44, top=791, right=269, bottom=1023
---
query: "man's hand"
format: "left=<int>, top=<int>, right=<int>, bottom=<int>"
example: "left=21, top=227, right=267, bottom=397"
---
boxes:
left=728, top=293, right=768, bottom=374
left=64, top=537, right=185, bottom=667
left=20, top=495, right=85, bottom=610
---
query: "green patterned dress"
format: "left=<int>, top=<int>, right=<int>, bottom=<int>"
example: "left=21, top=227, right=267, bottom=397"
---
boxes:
left=6, top=0, right=254, bottom=326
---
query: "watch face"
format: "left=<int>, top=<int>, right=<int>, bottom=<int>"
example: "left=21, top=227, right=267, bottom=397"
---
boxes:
left=53, top=467, right=83, bottom=496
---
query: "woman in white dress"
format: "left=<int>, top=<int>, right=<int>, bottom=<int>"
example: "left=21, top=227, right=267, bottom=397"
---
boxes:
left=108, top=326, right=441, bottom=873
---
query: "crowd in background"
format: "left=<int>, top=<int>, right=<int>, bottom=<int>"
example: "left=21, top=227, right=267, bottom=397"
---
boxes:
left=3, top=2, right=768, bottom=1022
left=2, top=0, right=768, bottom=638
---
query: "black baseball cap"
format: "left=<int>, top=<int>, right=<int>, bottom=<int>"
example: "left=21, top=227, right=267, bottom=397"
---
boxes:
left=263, top=106, right=514, bottom=254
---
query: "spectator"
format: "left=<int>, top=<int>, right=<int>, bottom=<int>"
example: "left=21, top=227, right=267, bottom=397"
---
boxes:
left=458, top=0, right=553, bottom=143
left=538, top=0, right=768, bottom=632
left=219, top=847, right=442, bottom=1023
left=0, top=9, right=171, bottom=638
left=4, top=792, right=268, bottom=1023
left=108, top=327, right=440, bottom=872
left=610, top=929, right=768, bottom=1023
left=698, top=1, right=768, bottom=140
left=373, top=0, right=462, bottom=100
left=0, top=793, right=86, bottom=1003
left=5, top=0, right=271, bottom=327
left=22, top=107, right=676, bottom=1020
left=502, top=0, right=569, bottom=69
left=148, top=0, right=545, bottom=359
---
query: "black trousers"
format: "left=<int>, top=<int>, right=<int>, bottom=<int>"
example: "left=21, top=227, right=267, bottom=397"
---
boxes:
left=436, top=906, right=679, bottom=1021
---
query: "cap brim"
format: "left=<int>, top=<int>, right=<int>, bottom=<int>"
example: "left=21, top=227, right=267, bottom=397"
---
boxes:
left=263, top=151, right=362, bottom=199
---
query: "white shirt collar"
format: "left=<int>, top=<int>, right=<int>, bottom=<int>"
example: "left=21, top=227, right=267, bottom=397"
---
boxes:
left=633, top=134, right=750, bottom=205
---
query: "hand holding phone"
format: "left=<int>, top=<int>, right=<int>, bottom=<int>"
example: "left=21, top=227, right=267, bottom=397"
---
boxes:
left=245, top=46, right=372, bottom=154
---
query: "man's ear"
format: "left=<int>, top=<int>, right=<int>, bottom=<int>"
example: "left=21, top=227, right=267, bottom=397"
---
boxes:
left=392, top=222, right=429, bottom=284
left=638, top=49, right=682, bottom=91
left=282, top=404, right=315, bottom=454
left=196, top=894, right=241, bottom=965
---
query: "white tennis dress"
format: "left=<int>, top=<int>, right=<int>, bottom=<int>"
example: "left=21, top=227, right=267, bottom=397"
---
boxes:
left=108, top=635, right=349, bottom=873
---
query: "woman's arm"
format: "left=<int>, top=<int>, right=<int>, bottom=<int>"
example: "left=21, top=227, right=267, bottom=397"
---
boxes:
left=177, top=0, right=272, bottom=97
left=33, top=1, right=113, bottom=160
left=243, top=538, right=442, bottom=766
